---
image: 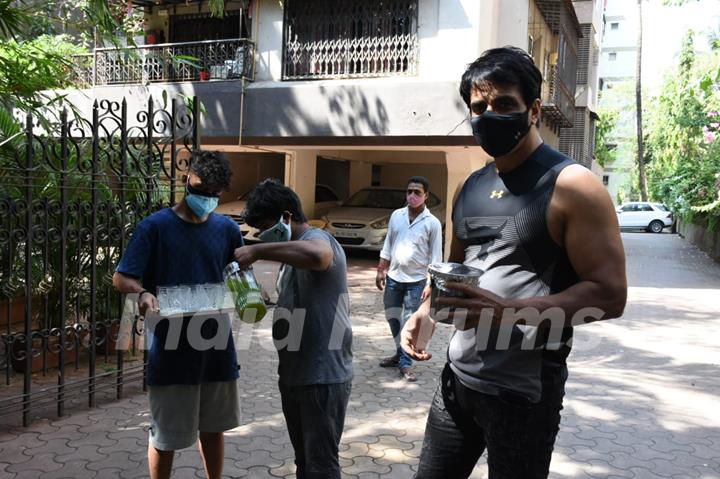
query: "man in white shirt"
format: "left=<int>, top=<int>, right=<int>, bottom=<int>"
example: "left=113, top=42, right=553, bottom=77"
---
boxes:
left=376, top=176, right=443, bottom=382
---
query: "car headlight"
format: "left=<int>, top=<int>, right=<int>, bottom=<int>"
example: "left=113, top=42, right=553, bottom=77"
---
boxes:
left=370, top=218, right=389, bottom=229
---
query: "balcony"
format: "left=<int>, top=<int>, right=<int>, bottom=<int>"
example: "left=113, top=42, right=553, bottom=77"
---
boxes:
left=543, top=62, right=576, bottom=128
left=71, top=38, right=255, bottom=87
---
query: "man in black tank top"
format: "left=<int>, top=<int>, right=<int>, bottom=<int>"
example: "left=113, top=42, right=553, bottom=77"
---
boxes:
left=401, top=47, right=627, bottom=478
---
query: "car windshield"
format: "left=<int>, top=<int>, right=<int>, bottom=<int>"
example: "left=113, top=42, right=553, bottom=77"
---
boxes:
left=343, top=189, right=406, bottom=209
left=654, top=204, right=670, bottom=212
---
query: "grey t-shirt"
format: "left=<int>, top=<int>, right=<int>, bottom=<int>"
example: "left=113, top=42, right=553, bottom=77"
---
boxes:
left=273, top=228, right=353, bottom=386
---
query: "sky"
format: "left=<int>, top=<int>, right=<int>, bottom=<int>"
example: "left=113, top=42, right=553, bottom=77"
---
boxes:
left=643, top=0, right=720, bottom=90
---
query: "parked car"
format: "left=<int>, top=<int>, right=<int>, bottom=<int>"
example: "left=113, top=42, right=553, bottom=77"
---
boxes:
left=323, top=187, right=446, bottom=251
left=216, top=184, right=342, bottom=241
left=616, top=202, right=673, bottom=233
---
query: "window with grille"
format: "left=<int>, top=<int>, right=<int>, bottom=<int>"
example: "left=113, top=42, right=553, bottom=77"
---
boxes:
left=282, top=0, right=419, bottom=80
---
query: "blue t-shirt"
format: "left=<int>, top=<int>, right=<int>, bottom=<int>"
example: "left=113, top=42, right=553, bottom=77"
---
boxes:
left=116, top=208, right=244, bottom=386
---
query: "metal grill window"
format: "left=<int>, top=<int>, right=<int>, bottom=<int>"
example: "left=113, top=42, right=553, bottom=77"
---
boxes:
left=560, top=107, right=592, bottom=167
left=577, top=24, right=592, bottom=85
left=282, top=0, right=419, bottom=80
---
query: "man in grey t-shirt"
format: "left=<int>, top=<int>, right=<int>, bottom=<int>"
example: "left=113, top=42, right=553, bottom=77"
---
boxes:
left=234, top=179, right=353, bottom=479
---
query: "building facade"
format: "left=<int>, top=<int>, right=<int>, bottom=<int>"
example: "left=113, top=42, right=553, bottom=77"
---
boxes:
left=62, top=0, right=599, bottom=255
left=558, top=0, right=603, bottom=170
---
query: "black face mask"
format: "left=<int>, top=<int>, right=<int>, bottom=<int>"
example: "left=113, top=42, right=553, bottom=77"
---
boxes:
left=470, top=110, right=531, bottom=158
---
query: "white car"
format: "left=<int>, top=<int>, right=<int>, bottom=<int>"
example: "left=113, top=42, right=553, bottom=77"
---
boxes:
left=323, top=187, right=446, bottom=251
left=216, top=184, right=342, bottom=241
left=616, top=202, right=673, bottom=233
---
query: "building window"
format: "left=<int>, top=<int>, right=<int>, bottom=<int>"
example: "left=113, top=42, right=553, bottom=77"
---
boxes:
left=282, top=0, right=419, bottom=80
left=170, top=10, right=251, bottom=43
left=610, top=22, right=619, bottom=30
left=609, top=52, right=617, bottom=61
left=603, top=175, right=609, bottom=186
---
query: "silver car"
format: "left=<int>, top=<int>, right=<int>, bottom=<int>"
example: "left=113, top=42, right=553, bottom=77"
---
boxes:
left=323, top=187, right=445, bottom=251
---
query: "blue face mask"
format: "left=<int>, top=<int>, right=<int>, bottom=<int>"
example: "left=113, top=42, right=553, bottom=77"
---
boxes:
left=258, top=215, right=292, bottom=242
left=185, top=183, right=219, bottom=218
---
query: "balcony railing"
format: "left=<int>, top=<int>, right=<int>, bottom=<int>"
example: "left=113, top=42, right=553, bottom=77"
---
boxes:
left=543, top=64, right=575, bottom=128
left=71, top=38, right=255, bottom=87
left=282, top=0, right=419, bottom=80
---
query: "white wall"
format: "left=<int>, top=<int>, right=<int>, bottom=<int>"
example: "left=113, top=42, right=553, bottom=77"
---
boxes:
left=417, top=0, right=482, bottom=81
left=254, top=0, right=284, bottom=82
left=254, top=0, right=528, bottom=83
left=599, top=49, right=636, bottom=81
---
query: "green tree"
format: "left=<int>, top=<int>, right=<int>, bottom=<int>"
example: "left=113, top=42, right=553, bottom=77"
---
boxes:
left=595, top=108, right=619, bottom=168
left=646, top=29, right=720, bottom=229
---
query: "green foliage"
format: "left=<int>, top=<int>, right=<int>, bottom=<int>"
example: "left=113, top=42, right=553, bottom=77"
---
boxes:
left=595, top=108, right=619, bottom=168
left=646, top=30, right=720, bottom=230
left=0, top=35, right=86, bottom=97
left=0, top=0, right=32, bottom=39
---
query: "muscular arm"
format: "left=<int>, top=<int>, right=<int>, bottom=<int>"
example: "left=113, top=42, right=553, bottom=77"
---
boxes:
left=516, top=165, right=627, bottom=321
left=442, top=166, right=626, bottom=328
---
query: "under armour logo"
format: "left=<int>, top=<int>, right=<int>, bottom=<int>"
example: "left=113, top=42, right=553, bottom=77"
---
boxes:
left=490, top=190, right=505, bottom=199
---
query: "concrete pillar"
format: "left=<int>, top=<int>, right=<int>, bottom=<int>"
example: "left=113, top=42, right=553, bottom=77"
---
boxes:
left=284, top=150, right=317, bottom=219
left=348, top=160, right=372, bottom=196
left=444, top=148, right=490, bottom=259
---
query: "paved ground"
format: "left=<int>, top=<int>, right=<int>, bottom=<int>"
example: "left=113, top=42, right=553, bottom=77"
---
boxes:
left=0, top=232, right=719, bottom=478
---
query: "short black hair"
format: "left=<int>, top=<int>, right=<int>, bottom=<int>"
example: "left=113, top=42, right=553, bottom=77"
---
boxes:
left=243, top=179, right=308, bottom=227
left=459, top=47, right=542, bottom=110
left=189, top=150, right=232, bottom=191
left=408, top=176, right=429, bottom=193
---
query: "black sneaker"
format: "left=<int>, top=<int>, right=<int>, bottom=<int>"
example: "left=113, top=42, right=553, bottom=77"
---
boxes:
left=379, top=354, right=400, bottom=368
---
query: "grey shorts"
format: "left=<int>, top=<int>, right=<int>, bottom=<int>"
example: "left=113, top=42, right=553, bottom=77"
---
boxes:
left=148, top=380, right=241, bottom=451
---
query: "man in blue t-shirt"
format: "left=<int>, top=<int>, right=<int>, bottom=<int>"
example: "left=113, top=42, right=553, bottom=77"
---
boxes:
left=233, top=179, right=353, bottom=479
left=113, top=151, right=243, bottom=479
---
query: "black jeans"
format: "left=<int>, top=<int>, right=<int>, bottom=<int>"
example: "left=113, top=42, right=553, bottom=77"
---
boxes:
left=415, top=364, right=564, bottom=479
left=279, top=381, right=352, bottom=479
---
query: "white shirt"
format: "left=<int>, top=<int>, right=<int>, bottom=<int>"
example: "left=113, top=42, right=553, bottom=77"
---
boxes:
left=380, top=206, right=443, bottom=283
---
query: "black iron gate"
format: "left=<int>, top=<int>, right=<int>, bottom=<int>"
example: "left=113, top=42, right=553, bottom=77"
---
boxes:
left=0, top=97, right=199, bottom=427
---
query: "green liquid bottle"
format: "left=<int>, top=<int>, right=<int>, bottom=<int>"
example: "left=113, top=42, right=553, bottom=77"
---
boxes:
left=223, top=262, right=267, bottom=323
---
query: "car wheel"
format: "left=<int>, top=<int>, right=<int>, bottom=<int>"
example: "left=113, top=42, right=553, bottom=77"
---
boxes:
left=649, top=220, right=664, bottom=233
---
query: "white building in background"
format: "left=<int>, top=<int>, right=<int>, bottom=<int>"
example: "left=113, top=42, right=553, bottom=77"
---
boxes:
left=599, top=0, right=638, bottom=88
left=598, top=0, right=639, bottom=203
